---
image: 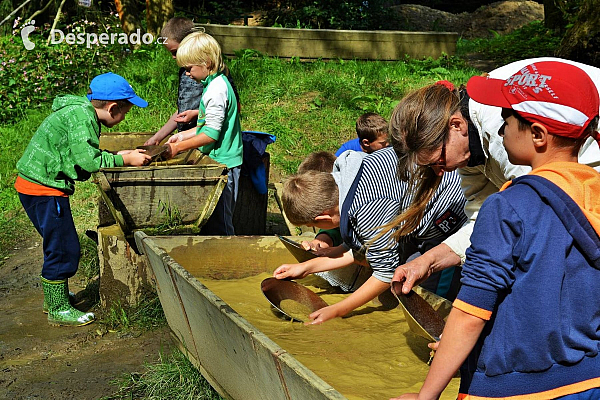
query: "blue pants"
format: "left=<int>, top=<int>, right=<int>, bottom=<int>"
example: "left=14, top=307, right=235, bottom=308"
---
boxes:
left=19, top=194, right=80, bottom=280
left=200, top=166, right=240, bottom=235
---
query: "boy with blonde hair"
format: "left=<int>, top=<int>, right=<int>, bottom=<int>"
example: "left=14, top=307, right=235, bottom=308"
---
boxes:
left=275, top=147, right=466, bottom=324
left=165, top=31, right=242, bottom=235
left=394, top=61, right=600, bottom=400
left=15, top=72, right=151, bottom=327
left=145, top=18, right=239, bottom=146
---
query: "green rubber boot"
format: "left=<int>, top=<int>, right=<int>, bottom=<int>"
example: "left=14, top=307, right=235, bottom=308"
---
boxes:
left=41, top=277, right=95, bottom=327
left=43, top=291, right=76, bottom=314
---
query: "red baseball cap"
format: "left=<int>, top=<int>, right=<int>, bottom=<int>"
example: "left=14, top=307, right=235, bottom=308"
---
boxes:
left=467, top=61, right=599, bottom=142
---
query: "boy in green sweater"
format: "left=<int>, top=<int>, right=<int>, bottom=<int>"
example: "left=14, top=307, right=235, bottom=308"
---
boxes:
left=15, top=72, right=151, bottom=327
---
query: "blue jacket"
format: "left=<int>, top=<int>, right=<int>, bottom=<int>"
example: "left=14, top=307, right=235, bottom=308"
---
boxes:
left=335, top=138, right=362, bottom=157
left=456, top=163, right=600, bottom=398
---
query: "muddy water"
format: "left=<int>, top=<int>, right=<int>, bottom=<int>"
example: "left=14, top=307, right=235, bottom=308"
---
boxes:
left=279, top=298, right=313, bottom=321
left=199, top=272, right=460, bottom=400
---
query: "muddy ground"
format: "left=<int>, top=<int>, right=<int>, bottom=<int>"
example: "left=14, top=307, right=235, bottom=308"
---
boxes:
left=0, top=238, right=173, bottom=399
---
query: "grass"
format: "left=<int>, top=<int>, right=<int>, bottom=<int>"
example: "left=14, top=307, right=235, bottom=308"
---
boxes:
left=101, top=293, right=167, bottom=332
left=102, top=347, right=222, bottom=400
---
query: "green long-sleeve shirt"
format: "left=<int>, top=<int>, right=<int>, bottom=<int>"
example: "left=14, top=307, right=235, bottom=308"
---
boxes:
left=16, top=95, right=124, bottom=194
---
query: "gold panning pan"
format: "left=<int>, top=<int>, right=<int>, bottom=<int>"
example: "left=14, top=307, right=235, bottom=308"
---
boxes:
left=277, top=235, right=317, bottom=263
left=136, top=144, right=169, bottom=163
left=261, top=277, right=328, bottom=322
left=391, top=281, right=445, bottom=341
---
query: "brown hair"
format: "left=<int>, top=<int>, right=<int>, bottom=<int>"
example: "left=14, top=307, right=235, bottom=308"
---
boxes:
left=86, top=89, right=131, bottom=109
left=377, top=83, right=463, bottom=241
left=161, top=17, right=196, bottom=43
left=282, top=171, right=339, bottom=226
left=297, top=151, right=337, bottom=174
left=356, top=112, right=388, bottom=143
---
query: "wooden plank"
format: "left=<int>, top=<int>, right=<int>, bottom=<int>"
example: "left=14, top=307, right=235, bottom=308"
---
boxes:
left=201, top=24, right=458, bottom=59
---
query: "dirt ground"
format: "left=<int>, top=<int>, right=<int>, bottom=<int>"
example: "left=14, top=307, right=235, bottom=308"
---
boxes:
left=0, top=238, right=173, bottom=400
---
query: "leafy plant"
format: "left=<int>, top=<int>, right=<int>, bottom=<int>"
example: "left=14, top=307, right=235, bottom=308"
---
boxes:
left=263, top=0, right=391, bottom=30
left=457, top=21, right=562, bottom=66
left=351, top=94, right=399, bottom=116
left=156, top=198, right=184, bottom=231
left=1, top=13, right=128, bottom=123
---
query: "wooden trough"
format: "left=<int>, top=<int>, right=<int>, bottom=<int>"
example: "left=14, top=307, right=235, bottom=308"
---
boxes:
left=95, top=132, right=271, bottom=307
left=201, top=24, right=458, bottom=60
left=135, top=233, right=459, bottom=399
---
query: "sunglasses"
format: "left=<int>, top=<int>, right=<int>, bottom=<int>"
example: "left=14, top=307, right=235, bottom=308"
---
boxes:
left=418, top=139, right=447, bottom=169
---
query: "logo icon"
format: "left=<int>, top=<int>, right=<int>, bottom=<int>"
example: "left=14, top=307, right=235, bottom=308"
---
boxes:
left=21, top=19, right=35, bottom=50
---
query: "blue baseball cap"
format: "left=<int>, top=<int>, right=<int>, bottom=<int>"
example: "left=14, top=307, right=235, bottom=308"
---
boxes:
left=87, top=72, right=148, bottom=108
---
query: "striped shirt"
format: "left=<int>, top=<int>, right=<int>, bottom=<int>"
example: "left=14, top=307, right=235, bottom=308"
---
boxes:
left=342, top=147, right=467, bottom=283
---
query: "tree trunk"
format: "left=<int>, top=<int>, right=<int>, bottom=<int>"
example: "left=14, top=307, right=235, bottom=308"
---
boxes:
left=146, top=0, right=173, bottom=39
left=556, top=0, right=600, bottom=65
left=114, top=0, right=143, bottom=36
left=543, top=0, right=566, bottom=32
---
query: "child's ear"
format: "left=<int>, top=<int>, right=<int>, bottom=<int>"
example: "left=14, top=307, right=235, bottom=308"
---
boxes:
left=530, top=123, right=548, bottom=148
left=105, top=102, right=118, bottom=117
left=314, top=214, right=333, bottom=223
left=360, top=138, right=370, bottom=148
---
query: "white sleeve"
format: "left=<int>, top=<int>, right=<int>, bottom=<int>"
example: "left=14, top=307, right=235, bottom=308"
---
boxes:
left=201, top=77, right=228, bottom=135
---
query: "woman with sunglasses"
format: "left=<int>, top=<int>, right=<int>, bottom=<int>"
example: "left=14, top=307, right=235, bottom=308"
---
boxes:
left=387, top=57, right=600, bottom=297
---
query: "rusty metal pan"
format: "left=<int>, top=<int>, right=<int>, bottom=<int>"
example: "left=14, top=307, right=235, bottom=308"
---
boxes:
left=277, top=235, right=317, bottom=263
left=261, top=277, right=328, bottom=322
left=391, top=281, right=445, bottom=341
left=136, top=145, right=169, bottom=163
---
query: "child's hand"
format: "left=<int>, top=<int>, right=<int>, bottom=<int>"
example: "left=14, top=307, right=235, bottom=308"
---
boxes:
left=116, top=149, right=132, bottom=155
left=306, top=304, right=341, bottom=325
left=174, top=109, right=199, bottom=123
left=163, top=143, right=178, bottom=160
left=273, top=264, right=309, bottom=280
left=301, top=238, right=330, bottom=252
left=122, top=149, right=152, bottom=166
left=428, top=334, right=442, bottom=351
left=167, top=132, right=185, bottom=143
left=144, top=136, right=160, bottom=146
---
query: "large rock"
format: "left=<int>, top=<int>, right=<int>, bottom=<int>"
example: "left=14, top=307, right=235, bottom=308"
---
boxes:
left=392, top=1, right=544, bottom=39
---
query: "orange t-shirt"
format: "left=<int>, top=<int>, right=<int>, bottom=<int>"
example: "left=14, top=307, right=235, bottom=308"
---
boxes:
left=14, top=176, right=68, bottom=197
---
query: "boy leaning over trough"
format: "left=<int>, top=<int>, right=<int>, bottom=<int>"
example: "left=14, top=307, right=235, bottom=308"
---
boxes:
left=15, top=72, right=151, bottom=327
